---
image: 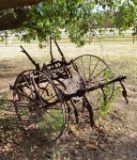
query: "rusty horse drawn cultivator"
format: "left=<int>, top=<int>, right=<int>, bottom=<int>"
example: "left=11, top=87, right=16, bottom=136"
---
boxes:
left=12, top=38, right=128, bottom=143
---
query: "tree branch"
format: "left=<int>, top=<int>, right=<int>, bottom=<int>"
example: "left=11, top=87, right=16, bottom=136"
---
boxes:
left=0, top=0, right=46, bottom=10
left=0, top=7, right=29, bottom=31
left=0, top=0, right=47, bottom=31
left=28, top=25, right=42, bottom=32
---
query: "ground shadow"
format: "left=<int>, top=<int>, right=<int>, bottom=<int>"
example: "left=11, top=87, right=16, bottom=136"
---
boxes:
left=0, top=103, right=137, bottom=160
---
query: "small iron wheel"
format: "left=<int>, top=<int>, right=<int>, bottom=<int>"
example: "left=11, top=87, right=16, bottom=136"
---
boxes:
left=13, top=70, right=66, bottom=143
left=73, top=54, right=114, bottom=111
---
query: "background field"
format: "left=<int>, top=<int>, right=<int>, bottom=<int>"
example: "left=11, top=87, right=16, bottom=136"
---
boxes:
left=0, top=35, right=137, bottom=160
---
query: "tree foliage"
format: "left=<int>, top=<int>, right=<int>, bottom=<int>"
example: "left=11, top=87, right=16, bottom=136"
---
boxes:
left=19, top=0, right=97, bottom=46
left=111, top=1, right=137, bottom=33
left=0, top=0, right=137, bottom=45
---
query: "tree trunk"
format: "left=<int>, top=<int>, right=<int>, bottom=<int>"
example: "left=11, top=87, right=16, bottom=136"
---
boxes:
left=0, top=0, right=46, bottom=31
left=0, top=7, right=29, bottom=30
left=0, top=0, right=45, bottom=10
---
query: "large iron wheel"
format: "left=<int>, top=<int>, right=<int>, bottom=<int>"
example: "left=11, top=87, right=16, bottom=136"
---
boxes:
left=73, top=54, right=114, bottom=111
left=13, top=70, right=66, bottom=143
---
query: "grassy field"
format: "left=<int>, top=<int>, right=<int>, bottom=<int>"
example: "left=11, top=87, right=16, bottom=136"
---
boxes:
left=0, top=37, right=137, bottom=160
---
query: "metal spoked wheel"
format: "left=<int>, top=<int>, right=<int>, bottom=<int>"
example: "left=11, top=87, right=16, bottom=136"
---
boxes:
left=13, top=70, right=66, bottom=143
left=73, top=54, right=114, bottom=111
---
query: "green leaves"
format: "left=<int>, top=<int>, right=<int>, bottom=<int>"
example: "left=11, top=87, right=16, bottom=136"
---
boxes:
left=97, top=69, right=121, bottom=116
left=133, top=0, right=137, bottom=4
left=19, top=0, right=96, bottom=46
left=13, top=0, right=137, bottom=46
left=114, top=1, right=137, bottom=33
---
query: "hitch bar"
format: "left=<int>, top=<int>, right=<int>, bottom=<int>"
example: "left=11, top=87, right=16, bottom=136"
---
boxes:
left=64, top=75, right=128, bottom=103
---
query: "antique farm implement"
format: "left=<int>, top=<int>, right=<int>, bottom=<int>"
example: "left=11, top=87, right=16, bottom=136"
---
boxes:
left=12, top=38, right=128, bottom=143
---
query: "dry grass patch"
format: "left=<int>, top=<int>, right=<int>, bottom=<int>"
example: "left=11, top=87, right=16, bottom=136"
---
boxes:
left=0, top=40, right=137, bottom=160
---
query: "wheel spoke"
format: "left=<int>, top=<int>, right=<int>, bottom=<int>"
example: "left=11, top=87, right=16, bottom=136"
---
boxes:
left=88, top=59, right=100, bottom=81
left=13, top=70, right=66, bottom=143
left=91, top=67, right=108, bottom=82
left=73, top=54, right=114, bottom=110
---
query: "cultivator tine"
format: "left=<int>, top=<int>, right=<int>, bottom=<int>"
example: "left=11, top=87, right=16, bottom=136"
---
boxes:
left=70, top=99, right=79, bottom=124
left=119, top=78, right=128, bottom=103
left=83, top=95, right=95, bottom=127
left=100, top=87, right=107, bottom=106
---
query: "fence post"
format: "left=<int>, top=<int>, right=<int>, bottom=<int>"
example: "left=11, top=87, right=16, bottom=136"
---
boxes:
left=4, top=31, right=8, bottom=46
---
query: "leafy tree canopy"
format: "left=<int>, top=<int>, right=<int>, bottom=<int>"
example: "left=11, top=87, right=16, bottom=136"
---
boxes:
left=0, top=0, right=137, bottom=46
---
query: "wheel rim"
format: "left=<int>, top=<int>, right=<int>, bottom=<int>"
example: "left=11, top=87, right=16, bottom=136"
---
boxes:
left=13, top=70, right=66, bottom=143
left=73, top=54, right=114, bottom=110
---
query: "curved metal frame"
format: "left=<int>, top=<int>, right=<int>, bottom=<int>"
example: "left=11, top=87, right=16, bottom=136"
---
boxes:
left=13, top=69, right=66, bottom=143
left=73, top=54, right=115, bottom=105
left=12, top=40, right=128, bottom=142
